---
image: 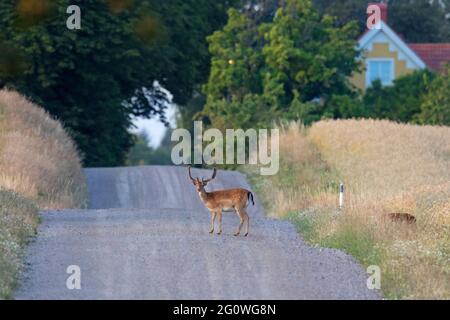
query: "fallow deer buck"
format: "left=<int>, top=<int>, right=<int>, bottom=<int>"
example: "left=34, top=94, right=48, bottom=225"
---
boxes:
left=188, top=166, right=254, bottom=236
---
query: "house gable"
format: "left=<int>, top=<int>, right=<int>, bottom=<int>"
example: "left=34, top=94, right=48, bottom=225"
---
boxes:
left=358, top=21, right=426, bottom=70
left=351, top=21, right=427, bottom=91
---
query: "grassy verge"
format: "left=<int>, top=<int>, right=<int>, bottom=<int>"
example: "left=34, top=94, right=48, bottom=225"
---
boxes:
left=0, top=190, right=39, bottom=299
left=244, top=121, right=450, bottom=299
left=0, top=90, right=87, bottom=299
left=286, top=210, right=383, bottom=267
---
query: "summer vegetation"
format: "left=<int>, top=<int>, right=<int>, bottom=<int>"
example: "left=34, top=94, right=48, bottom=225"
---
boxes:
left=200, top=0, right=450, bottom=131
left=0, top=0, right=448, bottom=300
left=0, top=0, right=241, bottom=166
left=245, top=120, right=450, bottom=299
left=2, top=0, right=449, bottom=165
left=0, top=90, right=86, bottom=299
left=201, top=1, right=450, bottom=299
left=126, top=130, right=172, bottom=166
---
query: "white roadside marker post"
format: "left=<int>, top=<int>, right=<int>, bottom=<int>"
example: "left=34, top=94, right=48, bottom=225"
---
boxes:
left=339, top=183, right=344, bottom=210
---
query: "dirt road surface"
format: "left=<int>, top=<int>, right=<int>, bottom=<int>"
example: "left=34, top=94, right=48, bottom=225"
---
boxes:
left=16, top=166, right=381, bottom=299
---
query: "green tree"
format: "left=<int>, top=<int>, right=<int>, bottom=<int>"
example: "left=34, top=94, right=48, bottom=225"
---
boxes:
left=363, top=70, right=435, bottom=122
left=316, top=70, right=436, bottom=124
left=313, top=0, right=367, bottom=33
left=203, top=8, right=265, bottom=104
left=158, top=0, right=242, bottom=105
left=262, top=0, right=360, bottom=105
left=284, top=91, right=323, bottom=125
left=201, top=0, right=360, bottom=129
left=0, top=0, right=238, bottom=166
left=314, top=0, right=450, bottom=43
left=200, top=7, right=267, bottom=130
left=126, top=130, right=172, bottom=166
left=415, top=65, right=450, bottom=126
left=326, top=94, right=366, bottom=120
left=389, top=0, right=450, bottom=43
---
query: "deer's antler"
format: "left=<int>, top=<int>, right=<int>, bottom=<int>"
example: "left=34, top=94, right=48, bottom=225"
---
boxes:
left=188, top=166, right=196, bottom=182
left=203, top=168, right=217, bottom=183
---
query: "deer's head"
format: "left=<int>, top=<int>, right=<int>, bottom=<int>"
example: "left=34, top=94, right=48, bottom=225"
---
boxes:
left=188, top=166, right=217, bottom=192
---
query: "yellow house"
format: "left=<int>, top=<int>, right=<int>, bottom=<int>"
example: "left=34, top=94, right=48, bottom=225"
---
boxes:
left=349, top=3, right=450, bottom=91
left=351, top=17, right=427, bottom=91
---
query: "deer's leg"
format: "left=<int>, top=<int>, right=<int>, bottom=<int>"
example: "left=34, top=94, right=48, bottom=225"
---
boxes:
left=209, top=211, right=216, bottom=234
left=234, top=209, right=244, bottom=236
left=244, top=210, right=250, bottom=237
left=216, top=208, right=222, bottom=235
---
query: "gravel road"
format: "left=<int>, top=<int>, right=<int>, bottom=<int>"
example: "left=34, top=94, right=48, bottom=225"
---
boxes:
left=16, top=166, right=381, bottom=299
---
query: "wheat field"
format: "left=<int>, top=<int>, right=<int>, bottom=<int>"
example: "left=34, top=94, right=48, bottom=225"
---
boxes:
left=247, top=120, right=450, bottom=299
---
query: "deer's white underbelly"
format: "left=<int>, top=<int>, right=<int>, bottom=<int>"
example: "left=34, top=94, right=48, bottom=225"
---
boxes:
left=204, top=205, right=234, bottom=212
left=203, top=203, right=234, bottom=212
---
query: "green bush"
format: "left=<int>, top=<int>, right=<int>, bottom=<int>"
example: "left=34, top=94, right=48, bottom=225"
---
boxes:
left=363, top=70, right=435, bottom=122
left=415, top=65, right=450, bottom=126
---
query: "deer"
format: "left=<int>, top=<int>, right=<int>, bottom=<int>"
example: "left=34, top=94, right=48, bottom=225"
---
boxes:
left=387, top=212, right=417, bottom=224
left=188, top=166, right=254, bottom=236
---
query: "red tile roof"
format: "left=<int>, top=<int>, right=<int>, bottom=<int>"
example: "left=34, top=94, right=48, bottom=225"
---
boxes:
left=408, top=43, right=450, bottom=73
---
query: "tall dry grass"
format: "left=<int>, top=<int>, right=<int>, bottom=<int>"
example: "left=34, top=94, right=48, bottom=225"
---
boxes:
left=0, top=90, right=86, bottom=208
left=246, top=120, right=450, bottom=299
left=0, top=89, right=87, bottom=299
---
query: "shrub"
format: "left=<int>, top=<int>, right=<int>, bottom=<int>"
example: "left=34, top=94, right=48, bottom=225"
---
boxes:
left=415, top=65, right=450, bottom=126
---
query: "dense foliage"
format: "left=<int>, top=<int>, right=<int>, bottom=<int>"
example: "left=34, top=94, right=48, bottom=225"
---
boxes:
left=0, top=0, right=238, bottom=166
left=314, top=0, right=450, bottom=42
left=314, top=67, right=450, bottom=126
left=126, top=130, right=172, bottom=166
left=415, top=65, right=450, bottom=126
left=362, top=70, right=436, bottom=123
left=1, top=0, right=448, bottom=166
left=201, top=0, right=360, bottom=130
left=200, top=0, right=450, bottom=130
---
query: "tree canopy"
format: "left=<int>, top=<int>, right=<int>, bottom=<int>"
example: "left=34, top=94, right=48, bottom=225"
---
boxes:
left=201, top=0, right=360, bottom=130
left=1, top=0, right=448, bottom=167
left=0, top=0, right=238, bottom=166
left=415, top=64, right=450, bottom=126
left=314, top=0, right=450, bottom=43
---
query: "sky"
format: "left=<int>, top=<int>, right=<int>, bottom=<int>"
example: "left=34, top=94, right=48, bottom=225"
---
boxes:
left=131, top=103, right=177, bottom=148
left=129, top=82, right=177, bottom=148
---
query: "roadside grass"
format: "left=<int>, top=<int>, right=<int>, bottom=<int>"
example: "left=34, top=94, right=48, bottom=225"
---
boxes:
left=0, top=89, right=87, bottom=299
left=0, top=190, right=39, bottom=299
left=244, top=120, right=450, bottom=299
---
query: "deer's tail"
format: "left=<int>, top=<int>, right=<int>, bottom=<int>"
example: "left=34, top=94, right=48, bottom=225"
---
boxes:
left=247, top=191, right=255, bottom=206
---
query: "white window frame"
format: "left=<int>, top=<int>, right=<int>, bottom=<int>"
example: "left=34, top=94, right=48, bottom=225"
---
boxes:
left=365, top=58, right=395, bottom=88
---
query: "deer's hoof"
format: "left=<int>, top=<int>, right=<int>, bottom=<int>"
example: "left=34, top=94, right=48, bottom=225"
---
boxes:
left=217, top=231, right=222, bottom=235
left=209, top=230, right=214, bottom=234
left=233, top=232, right=240, bottom=236
left=244, top=233, right=248, bottom=237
